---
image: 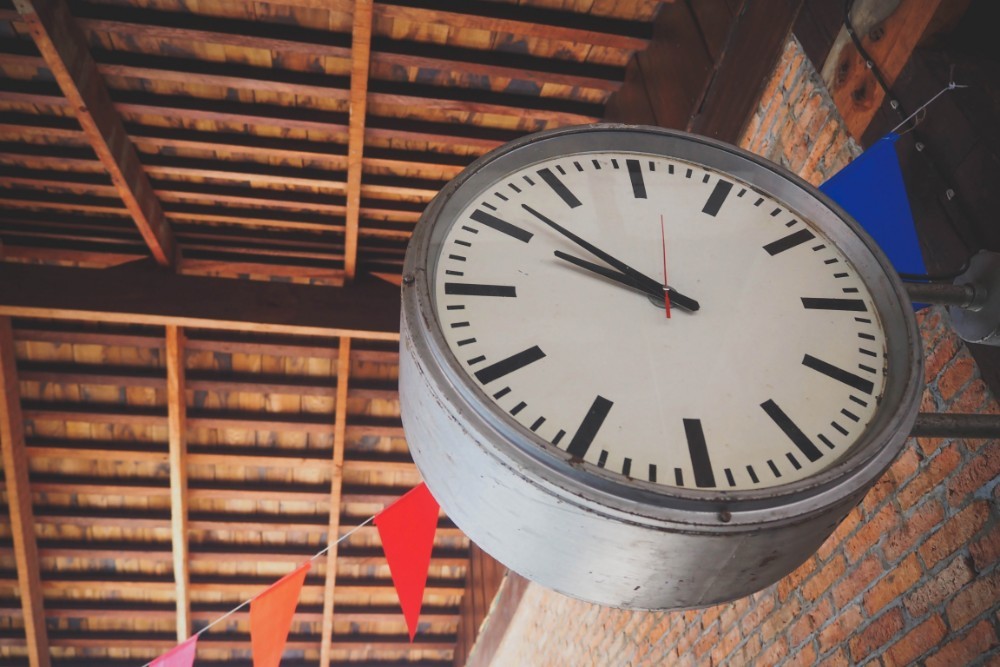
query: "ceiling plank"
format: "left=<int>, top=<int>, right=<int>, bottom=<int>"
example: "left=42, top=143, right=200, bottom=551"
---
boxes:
left=0, top=263, right=401, bottom=340
left=0, top=317, right=52, bottom=667
left=321, top=337, right=352, bottom=667
left=165, top=325, right=191, bottom=642
left=12, top=0, right=176, bottom=266
left=344, top=0, right=374, bottom=281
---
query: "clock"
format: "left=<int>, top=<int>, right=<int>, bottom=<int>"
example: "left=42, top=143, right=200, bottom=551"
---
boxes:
left=399, top=125, right=922, bottom=609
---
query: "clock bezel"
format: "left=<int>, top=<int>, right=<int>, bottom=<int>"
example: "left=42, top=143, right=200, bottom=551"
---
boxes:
left=402, top=124, right=922, bottom=525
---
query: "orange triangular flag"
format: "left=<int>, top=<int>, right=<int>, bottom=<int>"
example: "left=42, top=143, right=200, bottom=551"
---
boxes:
left=375, top=482, right=440, bottom=641
left=151, top=635, right=197, bottom=667
left=249, top=561, right=311, bottom=667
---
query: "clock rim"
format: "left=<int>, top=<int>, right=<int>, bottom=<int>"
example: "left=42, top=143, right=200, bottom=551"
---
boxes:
left=401, top=123, right=923, bottom=523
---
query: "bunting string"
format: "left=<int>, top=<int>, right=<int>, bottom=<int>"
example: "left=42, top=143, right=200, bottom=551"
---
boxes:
left=140, top=514, right=376, bottom=667
left=889, top=80, right=968, bottom=136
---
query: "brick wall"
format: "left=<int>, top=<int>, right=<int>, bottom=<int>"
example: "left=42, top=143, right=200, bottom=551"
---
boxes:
left=483, top=36, right=1000, bottom=667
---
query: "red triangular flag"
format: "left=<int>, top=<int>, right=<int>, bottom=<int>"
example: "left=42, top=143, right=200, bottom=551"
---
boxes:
left=151, top=635, right=197, bottom=667
left=249, top=561, right=311, bottom=667
left=375, top=482, right=440, bottom=641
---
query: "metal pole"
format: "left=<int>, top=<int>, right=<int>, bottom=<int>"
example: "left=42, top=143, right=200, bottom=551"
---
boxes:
left=910, top=413, right=1000, bottom=438
left=904, top=282, right=980, bottom=309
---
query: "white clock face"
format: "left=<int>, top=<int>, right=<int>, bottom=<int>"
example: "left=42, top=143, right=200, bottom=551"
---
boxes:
left=429, top=150, right=888, bottom=491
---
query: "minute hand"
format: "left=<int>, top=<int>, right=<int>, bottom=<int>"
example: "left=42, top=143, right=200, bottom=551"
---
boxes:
left=523, top=203, right=699, bottom=310
left=554, top=251, right=700, bottom=312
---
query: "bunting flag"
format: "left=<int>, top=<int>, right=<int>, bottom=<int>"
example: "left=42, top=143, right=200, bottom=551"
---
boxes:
left=820, top=133, right=927, bottom=277
left=249, top=561, right=311, bottom=667
left=375, top=482, right=441, bottom=641
left=151, top=635, right=198, bottom=667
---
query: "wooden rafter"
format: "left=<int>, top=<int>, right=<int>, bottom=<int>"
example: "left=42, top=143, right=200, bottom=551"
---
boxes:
left=12, top=0, right=176, bottom=266
left=165, top=325, right=191, bottom=641
left=320, top=338, right=352, bottom=667
left=0, top=317, right=51, bottom=667
left=344, top=0, right=374, bottom=281
left=0, top=263, right=401, bottom=340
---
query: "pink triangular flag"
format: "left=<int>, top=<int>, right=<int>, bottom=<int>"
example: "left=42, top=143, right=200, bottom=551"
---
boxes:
left=375, top=482, right=440, bottom=641
left=151, top=635, right=197, bottom=667
left=249, top=561, right=311, bottom=667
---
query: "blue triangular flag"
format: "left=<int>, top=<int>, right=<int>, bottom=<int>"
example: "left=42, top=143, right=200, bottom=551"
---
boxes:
left=820, top=133, right=926, bottom=277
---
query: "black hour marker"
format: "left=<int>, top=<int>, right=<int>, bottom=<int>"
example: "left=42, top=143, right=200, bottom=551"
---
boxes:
left=444, top=283, right=517, bottom=298
left=592, top=159, right=601, bottom=170
left=556, top=165, right=566, bottom=175
left=859, top=348, right=877, bottom=357
left=449, top=254, right=466, bottom=261
left=668, top=164, right=675, bottom=174
left=675, top=468, right=684, bottom=486
left=481, top=202, right=496, bottom=211
left=552, top=429, right=566, bottom=445
left=771, top=208, right=782, bottom=217
left=767, top=460, right=782, bottom=477
left=850, top=395, right=868, bottom=407
left=523, top=175, right=534, bottom=186
left=461, top=225, right=478, bottom=234
left=702, top=174, right=710, bottom=183
left=626, top=159, right=646, bottom=199
left=474, top=345, right=545, bottom=384
left=764, top=229, right=816, bottom=256
left=683, top=418, right=716, bottom=488
left=456, top=337, right=476, bottom=346
left=818, top=434, right=835, bottom=449
left=747, top=465, right=759, bottom=484
left=649, top=464, right=657, bottom=483
left=685, top=168, right=693, bottom=178
left=724, top=468, right=736, bottom=487
left=537, top=167, right=582, bottom=208
left=495, top=192, right=508, bottom=201
left=859, top=364, right=877, bottom=374
left=802, top=297, right=868, bottom=312
left=470, top=209, right=533, bottom=243
left=445, top=270, right=464, bottom=276
left=446, top=305, right=464, bottom=310
left=832, top=422, right=848, bottom=436
left=841, top=408, right=859, bottom=422
left=492, top=387, right=511, bottom=399
left=454, top=239, right=472, bottom=247
left=450, top=321, right=470, bottom=328
left=466, top=355, right=486, bottom=365
left=802, top=354, right=875, bottom=394
left=843, top=287, right=859, bottom=294
left=621, top=457, right=632, bottom=477
left=787, top=452, right=802, bottom=470
left=762, top=399, right=823, bottom=463
left=510, top=401, right=526, bottom=415
left=530, top=417, right=545, bottom=431
left=859, top=332, right=876, bottom=340
left=508, top=183, right=521, bottom=193
left=701, top=180, right=734, bottom=216
left=566, top=395, right=613, bottom=458
left=573, top=161, right=584, bottom=172
left=611, top=159, right=619, bottom=169
left=597, top=450, right=608, bottom=467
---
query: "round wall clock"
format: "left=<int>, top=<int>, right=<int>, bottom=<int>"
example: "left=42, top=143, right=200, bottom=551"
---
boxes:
left=399, top=125, right=922, bottom=609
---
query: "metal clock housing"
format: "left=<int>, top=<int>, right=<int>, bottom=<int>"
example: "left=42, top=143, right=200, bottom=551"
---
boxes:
left=399, top=125, right=922, bottom=609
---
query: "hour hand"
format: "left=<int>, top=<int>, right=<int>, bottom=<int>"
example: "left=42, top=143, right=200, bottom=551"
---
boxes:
left=554, top=251, right=700, bottom=312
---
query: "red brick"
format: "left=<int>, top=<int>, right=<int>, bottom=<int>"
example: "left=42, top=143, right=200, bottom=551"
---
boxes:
left=919, top=502, right=990, bottom=569
left=970, top=520, right=1000, bottom=572
left=864, top=449, right=920, bottom=513
left=709, top=624, right=741, bottom=666
left=923, top=331, right=958, bottom=384
left=938, top=354, right=978, bottom=403
left=761, top=594, right=802, bottom=643
left=818, top=604, right=862, bottom=654
left=863, top=553, right=923, bottom=615
left=904, top=554, right=975, bottom=618
left=816, top=648, right=851, bottom=667
left=848, top=607, right=905, bottom=662
left=817, top=507, right=861, bottom=561
left=719, top=595, right=750, bottom=633
left=925, top=619, right=999, bottom=667
left=789, top=597, right=832, bottom=647
left=832, top=553, right=883, bottom=607
left=883, top=498, right=945, bottom=562
left=883, top=615, right=947, bottom=667
left=700, top=603, right=723, bottom=630
left=741, top=593, right=776, bottom=630
left=950, top=378, right=995, bottom=415
left=757, top=635, right=789, bottom=667
left=945, top=569, right=1000, bottom=630
left=802, top=554, right=846, bottom=601
left=693, top=621, right=720, bottom=661
left=731, top=631, right=762, bottom=665
left=947, top=440, right=1000, bottom=506
left=898, top=444, right=961, bottom=509
left=778, top=556, right=816, bottom=602
left=845, top=501, right=900, bottom=562
left=785, top=640, right=817, bottom=667
left=674, top=617, right=702, bottom=657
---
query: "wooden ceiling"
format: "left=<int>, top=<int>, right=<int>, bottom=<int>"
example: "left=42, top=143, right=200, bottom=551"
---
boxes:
left=0, top=0, right=672, bottom=665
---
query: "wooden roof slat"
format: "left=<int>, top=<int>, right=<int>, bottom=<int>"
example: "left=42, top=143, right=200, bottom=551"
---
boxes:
left=165, top=325, right=191, bottom=642
left=343, top=0, right=373, bottom=282
left=0, top=262, right=402, bottom=340
left=0, top=317, right=52, bottom=667
left=62, top=3, right=625, bottom=92
left=13, top=0, right=175, bottom=266
left=322, top=337, right=352, bottom=667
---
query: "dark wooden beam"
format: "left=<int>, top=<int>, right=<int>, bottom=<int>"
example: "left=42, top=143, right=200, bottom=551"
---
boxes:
left=12, top=0, right=176, bottom=266
left=0, top=318, right=51, bottom=667
left=0, top=262, right=401, bottom=340
left=165, top=326, right=191, bottom=642
left=688, top=0, right=807, bottom=142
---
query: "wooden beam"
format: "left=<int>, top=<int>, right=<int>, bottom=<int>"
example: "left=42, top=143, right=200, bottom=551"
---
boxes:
left=344, top=0, right=373, bottom=281
left=0, top=263, right=401, bottom=340
left=0, top=318, right=51, bottom=667
left=12, top=0, right=176, bottom=266
left=321, top=337, right=351, bottom=667
left=688, top=0, right=807, bottom=142
left=165, top=325, right=191, bottom=641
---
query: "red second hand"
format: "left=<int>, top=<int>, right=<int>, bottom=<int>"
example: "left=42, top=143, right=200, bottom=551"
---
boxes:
left=660, top=214, right=671, bottom=319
